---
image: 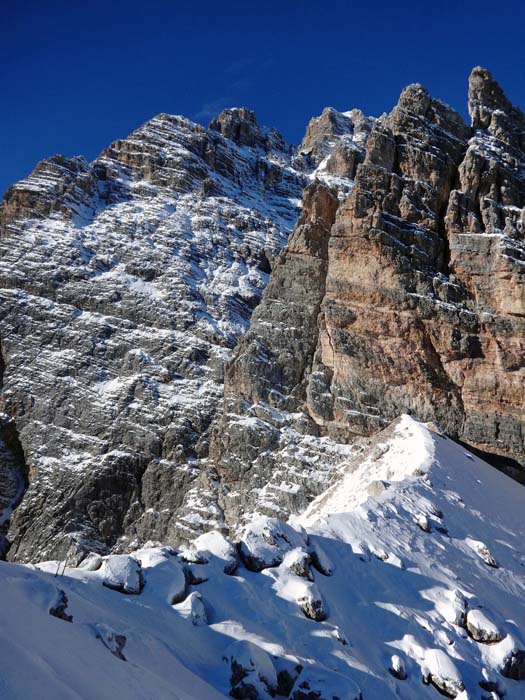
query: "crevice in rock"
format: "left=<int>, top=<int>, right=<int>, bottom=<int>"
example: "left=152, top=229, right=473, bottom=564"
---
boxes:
left=436, top=137, right=469, bottom=278
left=436, top=196, right=452, bottom=275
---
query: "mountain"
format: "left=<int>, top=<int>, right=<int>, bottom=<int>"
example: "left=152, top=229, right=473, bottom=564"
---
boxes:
left=1, top=417, right=525, bottom=699
left=0, top=64, right=524, bottom=700
left=1, top=68, right=524, bottom=564
left=211, top=67, right=525, bottom=535
left=0, top=104, right=366, bottom=562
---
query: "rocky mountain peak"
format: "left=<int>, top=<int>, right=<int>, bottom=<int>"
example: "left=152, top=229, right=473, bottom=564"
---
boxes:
left=0, top=67, right=523, bottom=567
left=468, top=66, right=525, bottom=150
left=212, top=67, right=525, bottom=535
left=300, top=106, right=356, bottom=164
left=469, top=66, right=513, bottom=127
left=395, top=82, right=432, bottom=115
left=208, top=106, right=263, bottom=148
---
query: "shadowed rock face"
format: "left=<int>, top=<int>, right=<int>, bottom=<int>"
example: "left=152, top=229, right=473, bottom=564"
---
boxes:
left=213, top=67, right=525, bottom=530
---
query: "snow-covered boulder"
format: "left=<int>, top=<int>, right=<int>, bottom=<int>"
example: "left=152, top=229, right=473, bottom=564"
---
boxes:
left=133, top=550, right=186, bottom=604
left=100, top=555, right=143, bottom=594
left=173, top=591, right=207, bottom=626
left=422, top=649, right=464, bottom=698
left=282, top=548, right=313, bottom=580
left=297, top=582, right=327, bottom=622
left=178, top=546, right=209, bottom=565
left=239, top=516, right=308, bottom=572
left=192, top=530, right=238, bottom=574
left=466, top=609, right=505, bottom=643
left=225, top=640, right=277, bottom=699
left=131, top=546, right=176, bottom=569
left=77, top=552, right=103, bottom=571
left=389, top=654, right=407, bottom=680
left=434, top=588, right=467, bottom=627
left=466, top=538, right=498, bottom=568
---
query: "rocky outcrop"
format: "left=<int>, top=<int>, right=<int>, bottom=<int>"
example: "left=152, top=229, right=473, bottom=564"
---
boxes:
left=213, top=67, right=525, bottom=531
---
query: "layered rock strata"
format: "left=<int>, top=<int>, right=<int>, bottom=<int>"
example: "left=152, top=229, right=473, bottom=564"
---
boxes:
left=0, top=106, right=359, bottom=561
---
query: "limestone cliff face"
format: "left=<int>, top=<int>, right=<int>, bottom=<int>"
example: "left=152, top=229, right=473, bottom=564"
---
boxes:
left=0, top=69, right=523, bottom=561
left=0, top=109, right=308, bottom=562
left=0, top=106, right=359, bottom=562
left=214, top=68, right=525, bottom=531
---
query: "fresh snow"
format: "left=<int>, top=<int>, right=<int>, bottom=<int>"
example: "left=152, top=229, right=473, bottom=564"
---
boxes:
left=1, top=415, right=525, bottom=698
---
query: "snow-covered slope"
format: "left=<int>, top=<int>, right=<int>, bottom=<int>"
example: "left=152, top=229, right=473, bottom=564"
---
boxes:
left=1, top=416, right=524, bottom=699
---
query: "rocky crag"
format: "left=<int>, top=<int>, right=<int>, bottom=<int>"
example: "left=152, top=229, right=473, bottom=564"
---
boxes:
left=0, top=105, right=362, bottom=561
left=212, top=67, right=525, bottom=531
left=0, top=67, right=523, bottom=562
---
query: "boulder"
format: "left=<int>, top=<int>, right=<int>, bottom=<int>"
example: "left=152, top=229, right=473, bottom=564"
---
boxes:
left=423, top=649, right=464, bottom=698
left=192, top=530, right=238, bottom=574
left=466, top=609, right=505, bottom=643
left=225, top=640, right=277, bottom=699
left=297, top=583, right=327, bottom=622
left=238, top=517, right=308, bottom=572
left=173, top=591, right=207, bottom=626
left=282, top=548, right=313, bottom=580
left=501, top=650, right=525, bottom=680
left=100, top=555, right=143, bottom=594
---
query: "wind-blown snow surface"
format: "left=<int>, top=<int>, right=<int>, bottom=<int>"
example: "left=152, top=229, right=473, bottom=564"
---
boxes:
left=1, top=416, right=525, bottom=699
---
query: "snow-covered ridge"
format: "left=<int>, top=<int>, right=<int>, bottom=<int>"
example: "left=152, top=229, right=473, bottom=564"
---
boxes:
left=1, top=416, right=524, bottom=699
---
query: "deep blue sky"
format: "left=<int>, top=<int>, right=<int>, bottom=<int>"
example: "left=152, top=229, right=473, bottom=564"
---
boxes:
left=2, top=0, right=524, bottom=196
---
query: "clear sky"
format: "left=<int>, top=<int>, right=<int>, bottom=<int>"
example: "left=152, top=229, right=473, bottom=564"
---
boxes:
left=2, top=0, right=524, bottom=196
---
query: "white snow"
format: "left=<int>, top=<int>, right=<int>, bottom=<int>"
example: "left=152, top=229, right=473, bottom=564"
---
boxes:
left=1, top=415, right=525, bottom=698
left=99, top=555, right=143, bottom=594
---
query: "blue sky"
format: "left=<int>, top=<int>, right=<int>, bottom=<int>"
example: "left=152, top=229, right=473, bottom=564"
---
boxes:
left=2, top=0, right=524, bottom=195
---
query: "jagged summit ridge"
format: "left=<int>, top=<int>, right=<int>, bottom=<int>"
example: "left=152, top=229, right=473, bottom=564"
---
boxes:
left=208, top=106, right=287, bottom=151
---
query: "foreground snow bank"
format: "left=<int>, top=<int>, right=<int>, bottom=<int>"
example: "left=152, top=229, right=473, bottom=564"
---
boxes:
left=1, top=416, right=525, bottom=699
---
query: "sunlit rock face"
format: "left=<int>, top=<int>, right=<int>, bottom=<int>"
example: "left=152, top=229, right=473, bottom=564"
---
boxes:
left=213, top=68, right=525, bottom=532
